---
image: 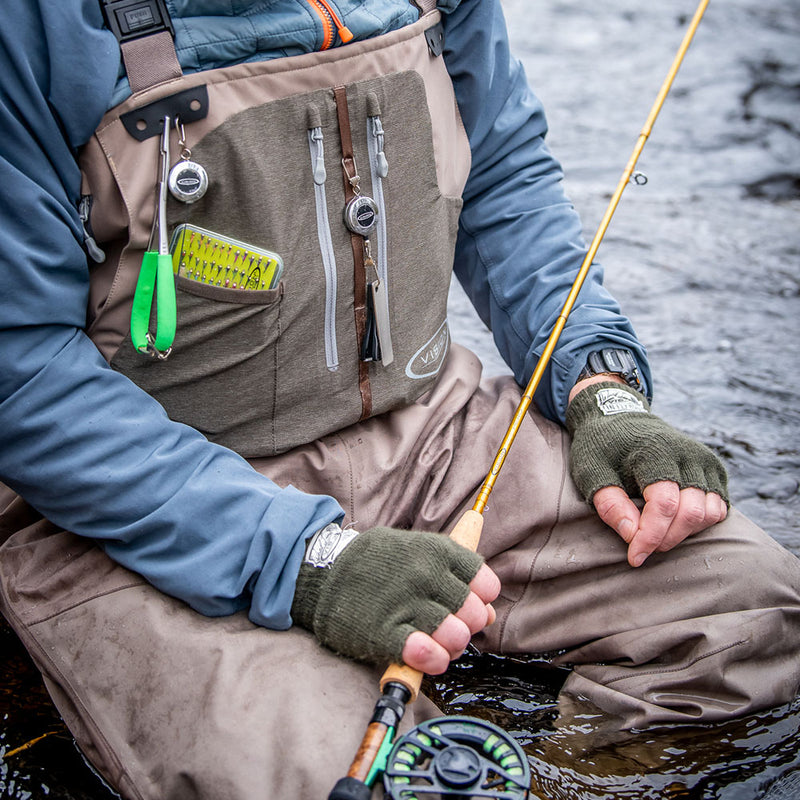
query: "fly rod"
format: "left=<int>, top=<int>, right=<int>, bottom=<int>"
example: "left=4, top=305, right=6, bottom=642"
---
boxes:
left=330, top=2, right=710, bottom=797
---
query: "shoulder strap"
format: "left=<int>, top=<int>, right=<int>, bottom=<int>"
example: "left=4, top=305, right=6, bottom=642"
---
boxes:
left=99, top=0, right=182, bottom=93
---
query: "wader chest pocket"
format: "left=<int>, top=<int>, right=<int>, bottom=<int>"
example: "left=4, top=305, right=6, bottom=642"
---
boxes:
left=111, top=280, right=284, bottom=455
left=87, top=13, right=471, bottom=458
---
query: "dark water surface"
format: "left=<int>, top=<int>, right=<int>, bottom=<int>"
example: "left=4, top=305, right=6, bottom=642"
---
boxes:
left=2, top=1, right=799, bottom=798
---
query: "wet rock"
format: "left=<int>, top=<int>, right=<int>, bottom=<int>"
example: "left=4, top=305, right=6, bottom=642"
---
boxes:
left=741, top=70, right=800, bottom=136
left=756, top=475, right=800, bottom=500
left=743, top=172, right=800, bottom=200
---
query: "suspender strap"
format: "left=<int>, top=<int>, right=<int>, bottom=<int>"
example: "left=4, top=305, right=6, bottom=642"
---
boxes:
left=100, top=0, right=182, bottom=93
left=121, top=32, right=182, bottom=93
left=414, top=0, right=438, bottom=13
left=334, top=85, right=373, bottom=421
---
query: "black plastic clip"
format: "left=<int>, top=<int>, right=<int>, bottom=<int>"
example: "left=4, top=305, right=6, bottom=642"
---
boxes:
left=121, top=85, right=210, bottom=142
left=424, top=21, right=445, bottom=57
left=100, top=0, right=174, bottom=44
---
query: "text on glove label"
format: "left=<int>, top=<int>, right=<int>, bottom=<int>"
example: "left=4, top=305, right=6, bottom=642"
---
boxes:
left=595, top=387, right=647, bottom=416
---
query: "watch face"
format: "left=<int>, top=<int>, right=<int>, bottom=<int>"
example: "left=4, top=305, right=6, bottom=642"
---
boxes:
left=304, top=524, right=359, bottom=568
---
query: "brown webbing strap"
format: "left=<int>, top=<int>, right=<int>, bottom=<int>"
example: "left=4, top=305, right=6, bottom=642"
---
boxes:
left=121, top=31, right=182, bottom=94
left=414, top=0, right=438, bottom=13
left=334, top=85, right=372, bottom=421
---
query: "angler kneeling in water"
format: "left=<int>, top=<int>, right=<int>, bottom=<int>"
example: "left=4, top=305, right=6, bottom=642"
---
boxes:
left=0, top=1, right=798, bottom=798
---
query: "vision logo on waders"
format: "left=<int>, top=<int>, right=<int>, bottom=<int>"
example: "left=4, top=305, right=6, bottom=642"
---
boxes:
left=405, top=320, right=449, bottom=379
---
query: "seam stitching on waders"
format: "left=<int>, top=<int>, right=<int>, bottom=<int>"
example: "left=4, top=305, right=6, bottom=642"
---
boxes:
left=334, top=432, right=356, bottom=522
left=26, top=581, right=148, bottom=627
left=603, top=638, right=750, bottom=686
left=272, top=297, right=282, bottom=453
left=88, top=132, right=139, bottom=340
left=496, top=420, right=570, bottom=652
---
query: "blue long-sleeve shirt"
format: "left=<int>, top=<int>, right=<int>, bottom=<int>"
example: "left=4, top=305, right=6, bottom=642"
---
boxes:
left=0, top=0, right=650, bottom=629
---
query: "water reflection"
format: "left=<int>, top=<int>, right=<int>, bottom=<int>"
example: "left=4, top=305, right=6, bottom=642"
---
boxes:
left=426, top=652, right=800, bottom=799
left=0, top=618, right=115, bottom=800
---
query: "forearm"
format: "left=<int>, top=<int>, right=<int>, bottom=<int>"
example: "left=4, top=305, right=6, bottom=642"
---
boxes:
left=0, top=326, right=343, bottom=628
left=569, top=371, right=629, bottom=404
left=0, top=5, right=348, bottom=629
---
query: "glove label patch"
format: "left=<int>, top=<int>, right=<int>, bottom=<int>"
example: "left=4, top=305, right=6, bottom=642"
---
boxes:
left=303, top=523, right=359, bottom=568
left=595, top=387, right=647, bottom=416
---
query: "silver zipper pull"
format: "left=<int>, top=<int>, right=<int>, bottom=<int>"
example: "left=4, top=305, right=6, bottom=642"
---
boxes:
left=310, top=127, right=327, bottom=185
left=307, top=105, right=340, bottom=372
left=370, top=116, right=389, bottom=178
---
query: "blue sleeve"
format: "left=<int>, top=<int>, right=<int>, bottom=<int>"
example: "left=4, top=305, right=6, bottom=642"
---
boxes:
left=0, top=0, right=343, bottom=630
left=440, top=0, right=652, bottom=423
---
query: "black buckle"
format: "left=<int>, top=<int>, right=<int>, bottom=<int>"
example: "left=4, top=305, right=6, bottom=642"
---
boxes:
left=424, top=22, right=445, bottom=57
left=100, top=0, right=175, bottom=44
left=584, top=348, right=644, bottom=393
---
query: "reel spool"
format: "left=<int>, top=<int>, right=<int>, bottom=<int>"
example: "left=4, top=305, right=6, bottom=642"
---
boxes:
left=383, top=716, right=530, bottom=799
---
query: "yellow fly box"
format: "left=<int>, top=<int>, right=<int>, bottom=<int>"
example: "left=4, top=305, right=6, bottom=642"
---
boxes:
left=169, top=224, right=284, bottom=290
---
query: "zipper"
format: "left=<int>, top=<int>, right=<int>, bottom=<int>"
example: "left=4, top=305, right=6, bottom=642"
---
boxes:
left=78, top=194, right=106, bottom=263
left=366, top=98, right=394, bottom=365
left=307, top=118, right=340, bottom=371
left=305, top=0, right=353, bottom=50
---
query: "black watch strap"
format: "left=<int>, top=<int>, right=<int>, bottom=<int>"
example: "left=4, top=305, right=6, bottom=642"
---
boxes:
left=579, top=348, right=644, bottom=393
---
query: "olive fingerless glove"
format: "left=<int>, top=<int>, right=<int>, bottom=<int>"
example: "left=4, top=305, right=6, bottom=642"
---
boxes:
left=291, top=525, right=484, bottom=665
left=566, top=381, right=729, bottom=504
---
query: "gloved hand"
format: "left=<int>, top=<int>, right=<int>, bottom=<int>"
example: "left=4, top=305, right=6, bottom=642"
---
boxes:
left=291, top=524, right=486, bottom=666
left=566, top=381, right=729, bottom=564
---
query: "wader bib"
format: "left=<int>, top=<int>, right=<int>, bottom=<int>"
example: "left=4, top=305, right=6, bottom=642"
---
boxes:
left=80, top=2, right=470, bottom=458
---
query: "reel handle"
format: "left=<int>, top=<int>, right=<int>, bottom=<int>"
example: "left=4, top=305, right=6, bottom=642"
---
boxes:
left=379, top=510, right=485, bottom=699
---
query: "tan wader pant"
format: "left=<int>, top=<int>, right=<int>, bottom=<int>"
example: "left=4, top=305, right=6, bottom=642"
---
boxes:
left=1, top=344, right=799, bottom=799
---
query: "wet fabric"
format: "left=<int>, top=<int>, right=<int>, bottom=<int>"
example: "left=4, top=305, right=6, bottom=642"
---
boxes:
left=2, top=345, right=799, bottom=798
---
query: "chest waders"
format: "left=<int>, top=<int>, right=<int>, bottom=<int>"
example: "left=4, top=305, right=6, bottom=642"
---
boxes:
left=81, top=1, right=471, bottom=459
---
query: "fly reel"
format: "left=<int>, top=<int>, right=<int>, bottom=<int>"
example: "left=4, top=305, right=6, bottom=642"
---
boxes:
left=383, top=716, right=530, bottom=799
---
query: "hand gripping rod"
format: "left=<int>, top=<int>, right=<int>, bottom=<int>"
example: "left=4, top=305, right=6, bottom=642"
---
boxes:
left=329, top=2, right=710, bottom=797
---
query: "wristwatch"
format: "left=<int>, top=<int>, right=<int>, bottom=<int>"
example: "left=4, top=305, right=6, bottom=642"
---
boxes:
left=302, top=522, right=359, bottom=568
left=578, top=348, right=644, bottom=393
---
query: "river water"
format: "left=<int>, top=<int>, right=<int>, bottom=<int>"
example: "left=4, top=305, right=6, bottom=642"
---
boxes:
left=1, top=1, right=798, bottom=798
